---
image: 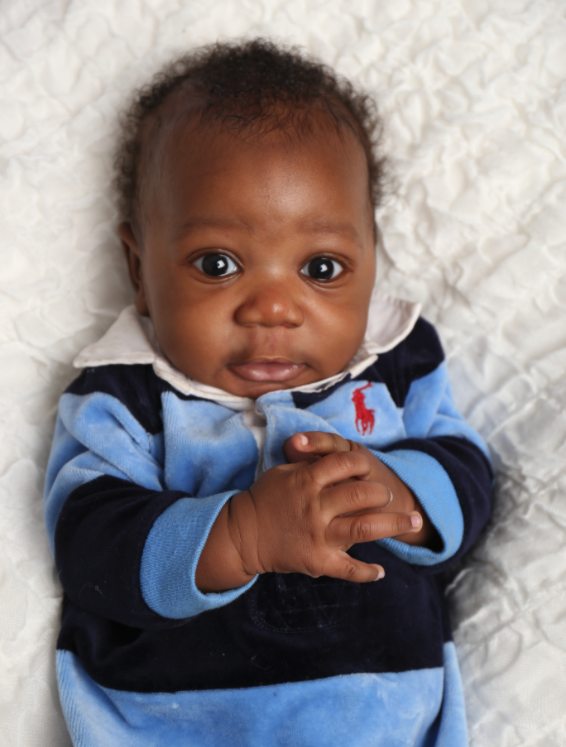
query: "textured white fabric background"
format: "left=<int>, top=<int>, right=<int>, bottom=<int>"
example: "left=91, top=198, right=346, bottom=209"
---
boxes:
left=0, top=0, right=565, bottom=745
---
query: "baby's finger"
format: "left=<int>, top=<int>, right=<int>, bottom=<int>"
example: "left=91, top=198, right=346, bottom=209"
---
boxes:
left=324, top=479, right=392, bottom=516
left=328, top=511, right=423, bottom=546
left=307, top=449, right=372, bottom=487
left=321, top=552, right=384, bottom=583
left=284, top=431, right=351, bottom=463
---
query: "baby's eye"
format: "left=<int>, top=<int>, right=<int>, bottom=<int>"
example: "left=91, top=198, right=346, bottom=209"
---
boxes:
left=300, top=257, right=343, bottom=281
left=193, top=253, right=239, bottom=277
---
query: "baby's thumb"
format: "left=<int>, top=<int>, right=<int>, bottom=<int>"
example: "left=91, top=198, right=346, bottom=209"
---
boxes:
left=283, top=433, right=314, bottom=464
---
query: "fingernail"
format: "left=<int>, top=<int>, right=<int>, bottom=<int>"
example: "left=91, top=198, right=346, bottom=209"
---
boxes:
left=411, top=513, right=422, bottom=528
left=297, top=434, right=308, bottom=446
left=374, top=567, right=385, bottom=581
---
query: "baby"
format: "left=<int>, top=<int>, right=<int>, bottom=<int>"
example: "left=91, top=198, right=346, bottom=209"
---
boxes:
left=44, top=39, right=493, bottom=747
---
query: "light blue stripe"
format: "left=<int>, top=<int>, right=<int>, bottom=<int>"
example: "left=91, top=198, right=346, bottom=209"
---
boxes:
left=57, top=392, right=164, bottom=487
left=431, top=642, right=468, bottom=747
left=160, top=393, right=258, bottom=495
left=403, top=363, right=489, bottom=460
left=374, top=449, right=464, bottom=565
left=140, top=491, right=257, bottom=619
left=56, top=647, right=467, bottom=747
left=285, top=380, right=406, bottom=451
left=43, top=392, right=165, bottom=555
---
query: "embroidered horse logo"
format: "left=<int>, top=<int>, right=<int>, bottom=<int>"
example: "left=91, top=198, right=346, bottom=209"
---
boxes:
left=352, top=382, right=375, bottom=436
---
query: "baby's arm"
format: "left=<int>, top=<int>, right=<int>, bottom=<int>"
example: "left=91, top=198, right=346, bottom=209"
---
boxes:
left=195, top=450, right=423, bottom=593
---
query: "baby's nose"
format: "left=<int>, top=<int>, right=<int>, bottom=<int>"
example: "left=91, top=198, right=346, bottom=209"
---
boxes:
left=235, top=284, right=304, bottom=328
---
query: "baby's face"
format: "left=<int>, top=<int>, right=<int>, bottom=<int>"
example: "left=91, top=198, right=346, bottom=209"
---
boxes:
left=120, top=117, right=376, bottom=399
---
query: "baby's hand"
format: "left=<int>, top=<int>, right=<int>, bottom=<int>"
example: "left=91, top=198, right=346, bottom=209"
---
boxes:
left=196, top=435, right=431, bottom=593
left=284, top=431, right=436, bottom=548
left=225, top=450, right=422, bottom=586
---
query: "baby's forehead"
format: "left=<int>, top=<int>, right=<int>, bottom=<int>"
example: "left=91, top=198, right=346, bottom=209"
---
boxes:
left=131, top=99, right=375, bottom=252
left=141, top=93, right=368, bottom=195
left=141, top=115, right=369, bottom=223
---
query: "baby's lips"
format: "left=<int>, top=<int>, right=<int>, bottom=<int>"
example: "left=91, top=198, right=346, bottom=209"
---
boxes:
left=229, top=360, right=306, bottom=382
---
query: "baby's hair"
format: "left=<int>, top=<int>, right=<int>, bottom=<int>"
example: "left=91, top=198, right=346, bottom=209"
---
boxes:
left=114, top=38, right=387, bottom=230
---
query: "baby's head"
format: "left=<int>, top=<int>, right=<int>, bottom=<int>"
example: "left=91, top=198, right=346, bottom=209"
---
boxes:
left=115, top=39, right=387, bottom=398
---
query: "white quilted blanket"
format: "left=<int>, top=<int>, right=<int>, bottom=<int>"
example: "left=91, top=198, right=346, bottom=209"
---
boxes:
left=1, top=1, right=565, bottom=745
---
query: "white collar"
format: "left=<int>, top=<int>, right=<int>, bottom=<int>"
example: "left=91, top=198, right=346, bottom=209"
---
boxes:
left=73, top=291, right=421, bottom=408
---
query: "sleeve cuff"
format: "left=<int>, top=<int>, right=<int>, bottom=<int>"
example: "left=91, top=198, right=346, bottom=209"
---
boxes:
left=371, top=449, right=464, bottom=566
left=140, top=491, right=257, bottom=619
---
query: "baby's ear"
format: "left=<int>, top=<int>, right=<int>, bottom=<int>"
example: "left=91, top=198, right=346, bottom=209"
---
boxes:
left=117, top=222, right=149, bottom=316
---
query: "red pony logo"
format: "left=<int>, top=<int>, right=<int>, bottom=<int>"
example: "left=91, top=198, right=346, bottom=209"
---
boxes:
left=352, top=383, right=375, bottom=436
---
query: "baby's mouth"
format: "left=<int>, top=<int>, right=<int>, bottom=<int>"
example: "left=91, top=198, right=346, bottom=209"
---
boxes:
left=229, top=360, right=306, bottom=382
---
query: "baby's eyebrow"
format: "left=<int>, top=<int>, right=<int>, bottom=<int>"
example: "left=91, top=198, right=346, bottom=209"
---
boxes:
left=175, top=217, right=363, bottom=248
left=177, top=217, right=254, bottom=236
left=298, top=220, right=363, bottom=248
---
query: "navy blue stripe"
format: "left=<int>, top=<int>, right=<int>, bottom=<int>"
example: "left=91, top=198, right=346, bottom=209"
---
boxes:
left=361, top=317, right=446, bottom=408
left=382, top=436, right=493, bottom=573
left=57, top=541, right=450, bottom=693
left=55, top=475, right=189, bottom=629
left=291, top=375, right=352, bottom=409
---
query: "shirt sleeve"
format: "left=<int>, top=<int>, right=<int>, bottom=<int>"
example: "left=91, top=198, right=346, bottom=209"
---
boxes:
left=368, top=320, right=493, bottom=570
left=44, top=366, right=256, bottom=629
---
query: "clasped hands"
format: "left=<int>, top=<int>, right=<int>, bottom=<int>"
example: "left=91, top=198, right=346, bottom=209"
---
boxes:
left=196, top=431, right=435, bottom=593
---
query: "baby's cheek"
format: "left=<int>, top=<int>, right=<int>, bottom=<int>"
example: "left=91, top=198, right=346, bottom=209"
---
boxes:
left=315, top=313, right=368, bottom=374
